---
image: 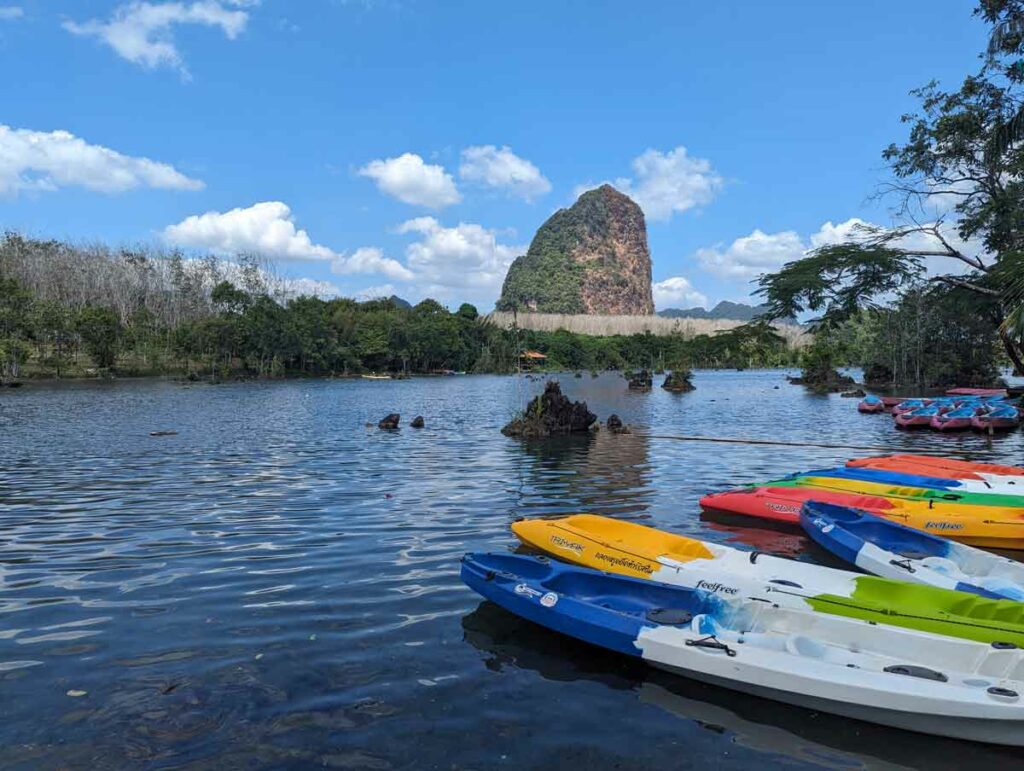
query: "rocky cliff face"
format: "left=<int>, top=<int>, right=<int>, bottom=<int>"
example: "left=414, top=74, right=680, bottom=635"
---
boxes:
left=497, top=185, right=654, bottom=315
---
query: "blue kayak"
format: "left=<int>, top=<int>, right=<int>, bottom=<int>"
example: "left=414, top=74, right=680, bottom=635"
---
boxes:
left=800, top=501, right=1024, bottom=601
left=460, top=551, right=1024, bottom=744
left=797, top=466, right=965, bottom=491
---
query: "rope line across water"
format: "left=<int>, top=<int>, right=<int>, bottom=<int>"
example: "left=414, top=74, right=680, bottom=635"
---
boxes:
left=636, top=432, right=986, bottom=455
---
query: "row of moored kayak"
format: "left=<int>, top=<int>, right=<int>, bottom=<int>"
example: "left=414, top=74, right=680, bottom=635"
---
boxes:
left=461, top=453, right=1024, bottom=746
left=858, top=393, right=1021, bottom=431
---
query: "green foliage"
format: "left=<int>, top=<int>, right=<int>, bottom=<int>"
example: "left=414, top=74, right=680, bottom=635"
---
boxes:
left=497, top=185, right=641, bottom=313
left=497, top=249, right=585, bottom=314
left=757, top=242, right=922, bottom=330
left=0, top=337, right=31, bottom=383
left=75, top=306, right=121, bottom=369
left=843, top=284, right=1004, bottom=388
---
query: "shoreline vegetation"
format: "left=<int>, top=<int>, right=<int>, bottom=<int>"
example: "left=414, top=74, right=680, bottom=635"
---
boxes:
left=0, top=232, right=802, bottom=385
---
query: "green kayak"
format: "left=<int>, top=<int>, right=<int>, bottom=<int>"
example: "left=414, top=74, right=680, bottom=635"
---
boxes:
left=766, top=476, right=1024, bottom=508
left=803, top=575, right=1024, bottom=648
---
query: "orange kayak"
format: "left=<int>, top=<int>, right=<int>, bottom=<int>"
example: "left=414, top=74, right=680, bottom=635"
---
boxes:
left=848, top=454, right=1024, bottom=481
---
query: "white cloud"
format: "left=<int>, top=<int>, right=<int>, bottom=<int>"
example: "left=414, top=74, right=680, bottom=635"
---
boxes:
left=697, top=228, right=805, bottom=280
left=279, top=276, right=341, bottom=299
left=63, top=1, right=255, bottom=76
left=358, top=153, right=461, bottom=208
left=577, top=146, right=722, bottom=222
left=163, top=201, right=337, bottom=260
left=0, top=6, right=24, bottom=20
left=163, top=201, right=413, bottom=283
left=354, top=283, right=398, bottom=302
left=695, top=216, right=985, bottom=287
left=397, top=216, right=524, bottom=298
left=459, top=145, right=551, bottom=201
left=0, top=124, right=204, bottom=196
left=808, top=218, right=872, bottom=249
left=652, top=276, right=708, bottom=309
left=332, top=246, right=414, bottom=281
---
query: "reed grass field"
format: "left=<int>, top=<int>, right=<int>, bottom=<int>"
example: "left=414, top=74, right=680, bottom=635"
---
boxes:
left=486, top=311, right=810, bottom=346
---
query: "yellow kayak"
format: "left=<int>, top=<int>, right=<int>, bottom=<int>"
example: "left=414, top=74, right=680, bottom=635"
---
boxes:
left=760, top=480, right=1024, bottom=549
left=512, top=514, right=713, bottom=578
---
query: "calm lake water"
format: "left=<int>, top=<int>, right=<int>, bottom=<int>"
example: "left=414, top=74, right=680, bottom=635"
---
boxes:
left=2, top=370, right=1023, bottom=770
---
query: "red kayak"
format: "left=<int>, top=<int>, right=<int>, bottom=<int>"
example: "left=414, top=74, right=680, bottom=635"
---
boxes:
left=894, top=408, right=938, bottom=428
left=947, top=387, right=1007, bottom=397
left=971, top=411, right=1021, bottom=432
left=848, top=454, right=1024, bottom=479
left=699, top=486, right=896, bottom=524
left=857, top=399, right=885, bottom=414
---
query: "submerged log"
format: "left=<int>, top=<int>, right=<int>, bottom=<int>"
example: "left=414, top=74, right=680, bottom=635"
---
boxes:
left=501, top=380, right=597, bottom=437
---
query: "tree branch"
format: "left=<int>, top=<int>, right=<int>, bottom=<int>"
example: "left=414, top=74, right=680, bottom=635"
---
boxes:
left=929, top=275, right=1001, bottom=296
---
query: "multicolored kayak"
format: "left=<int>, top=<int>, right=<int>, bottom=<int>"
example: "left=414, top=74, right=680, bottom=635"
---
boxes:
left=462, top=552, right=1024, bottom=745
left=700, top=486, right=1024, bottom=549
left=511, top=515, right=1024, bottom=645
left=800, top=501, right=1024, bottom=602
left=848, top=455, right=1024, bottom=480
left=831, top=464, right=1024, bottom=496
left=772, top=467, right=1024, bottom=508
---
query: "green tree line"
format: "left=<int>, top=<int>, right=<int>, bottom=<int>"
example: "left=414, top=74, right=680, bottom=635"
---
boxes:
left=0, top=233, right=797, bottom=382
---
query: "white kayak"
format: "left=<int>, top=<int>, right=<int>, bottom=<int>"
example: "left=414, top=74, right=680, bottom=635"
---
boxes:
left=463, top=552, right=1024, bottom=746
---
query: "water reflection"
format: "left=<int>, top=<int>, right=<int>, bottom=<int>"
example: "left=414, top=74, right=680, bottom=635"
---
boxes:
left=462, top=601, right=1024, bottom=770
left=511, top=429, right=655, bottom=519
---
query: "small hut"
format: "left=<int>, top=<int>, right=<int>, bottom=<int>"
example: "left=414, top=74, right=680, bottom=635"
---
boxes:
left=519, top=350, right=547, bottom=371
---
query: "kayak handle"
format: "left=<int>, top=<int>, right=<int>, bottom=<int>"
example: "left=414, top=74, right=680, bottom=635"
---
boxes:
left=888, top=558, right=916, bottom=574
left=686, top=635, right=737, bottom=657
left=884, top=664, right=948, bottom=682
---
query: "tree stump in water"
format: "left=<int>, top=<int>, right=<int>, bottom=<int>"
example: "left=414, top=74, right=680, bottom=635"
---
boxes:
left=662, top=371, right=695, bottom=393
left=501, top=381, right=597, bottom=437
left=626, top=370, right=653, bottom=391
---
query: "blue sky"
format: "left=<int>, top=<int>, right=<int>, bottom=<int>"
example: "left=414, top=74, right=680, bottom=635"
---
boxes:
left=0, top=0, right=989, bottom=310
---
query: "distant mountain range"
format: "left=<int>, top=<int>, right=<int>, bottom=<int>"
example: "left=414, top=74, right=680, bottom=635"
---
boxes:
left=387, top=295, right=412, bottom=309
left=657, top=301, right=770, bottom=321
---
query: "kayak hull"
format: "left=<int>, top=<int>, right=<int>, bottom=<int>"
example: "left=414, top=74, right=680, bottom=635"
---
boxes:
left=462, top=552, right=1024, bottom=746
left=973, top=415, right=1021, bottom=431
left=771, top=474, right=1024, bottom=508
left=704, top=485, right=1024, bottom=550
left=848, top=455, right=1024, bottom=479
left=699, top=487, right=895, bottom=524
left=931, top=416, right=974, bottom=431
left=649, top=661, right=1024, bottom=747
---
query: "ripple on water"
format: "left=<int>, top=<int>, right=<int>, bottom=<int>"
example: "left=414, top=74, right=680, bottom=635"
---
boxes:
left=0, top=373, right=1022, bottom=769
